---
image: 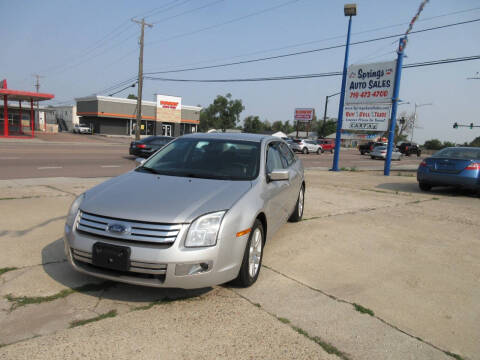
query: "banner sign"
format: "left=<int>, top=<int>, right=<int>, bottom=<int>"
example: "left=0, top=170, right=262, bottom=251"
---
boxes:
left=294, top=108, right=314, bottom=122
left=156, top=95, right=181, bottom=110
left=345, top=60, right=396, bottom=104
left=342, top=104, right=391, bottom=131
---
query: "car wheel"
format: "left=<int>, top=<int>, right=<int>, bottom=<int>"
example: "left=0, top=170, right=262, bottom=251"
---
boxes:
left=371, top=156, right=375, bottom=159
left=316, top=148, right=321, bottom=155
left=302, top=147, right=308, bottom=154
left=360, top=151, right=365, bottom=155
left=330, top=149, right=333, bottom=154
left=419, top=182, right=432, bottom=191
left=235, top=219, right=264, bottom=287
left=289, top=185, right=304, bottom=222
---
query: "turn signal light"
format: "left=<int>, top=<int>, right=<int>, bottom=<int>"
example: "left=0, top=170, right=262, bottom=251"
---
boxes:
left=465, top=162, right=480, bottom=170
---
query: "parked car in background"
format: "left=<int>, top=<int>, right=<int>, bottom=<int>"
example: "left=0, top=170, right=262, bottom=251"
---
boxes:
left=317, top=139, right=335, bottom=153
left=417, top=147, right=480, bottom=192
left=65, top=133, right=305, bottom=289
left=358, top=141, right=386, bottom=155
left=398, top=142, right=421, bottom=157
left=73, top=124, right=92, bottom=134
left=370, top=146, right=403, bottom=160
left=290, top=139, right=322, bottom=154
left=129, top=136, right=174, bottom=158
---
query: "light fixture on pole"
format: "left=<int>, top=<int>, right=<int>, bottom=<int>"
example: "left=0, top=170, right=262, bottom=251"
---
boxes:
left=331, top=3, right=357, bottom=171
left=411, top=102, right=432, bottom=142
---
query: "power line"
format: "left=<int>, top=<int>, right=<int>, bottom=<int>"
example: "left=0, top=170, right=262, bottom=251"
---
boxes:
left=151, top=0, right=225, bottom=24
left=144, top=18, right=480, bottom=75
left=144, top=54, right=480, bottom=82
left=108, top=82, right=137, bottom=96
left=143, top=6, right=480, bottom=73
left=146, top=0, right=303, bottom=46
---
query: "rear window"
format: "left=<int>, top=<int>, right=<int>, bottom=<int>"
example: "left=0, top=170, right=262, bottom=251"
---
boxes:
left=433, top=148, right=480, bottom=160
left=293, top=139, right=302, bottom=144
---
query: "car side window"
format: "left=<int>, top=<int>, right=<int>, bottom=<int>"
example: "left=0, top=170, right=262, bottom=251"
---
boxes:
left=278, top=143, right=295, bottom=166
left=266, top=143, right=286, bottom=173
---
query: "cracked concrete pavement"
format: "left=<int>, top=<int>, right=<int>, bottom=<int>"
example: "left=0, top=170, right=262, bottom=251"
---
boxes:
left=0, top=171, right=478, bottom=359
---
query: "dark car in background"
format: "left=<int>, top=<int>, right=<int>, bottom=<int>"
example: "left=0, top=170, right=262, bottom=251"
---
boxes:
left=358, top=141, right=386, bottom=155
left=398, top=142, right=421, bottom=157
left=129, top=136, right=174, bottom=158
left=417, top=147, right=480, bottom=192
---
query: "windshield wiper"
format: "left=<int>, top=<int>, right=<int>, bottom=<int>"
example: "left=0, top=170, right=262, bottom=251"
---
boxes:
left=136, top=166, right=161, bottom=175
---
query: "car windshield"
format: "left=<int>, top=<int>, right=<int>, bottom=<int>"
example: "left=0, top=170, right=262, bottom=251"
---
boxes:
left=375, top=146, right=387, bottom=151
left=432, top=147, right=480, bottom=160
left=136, top=138, right=260, bottom=180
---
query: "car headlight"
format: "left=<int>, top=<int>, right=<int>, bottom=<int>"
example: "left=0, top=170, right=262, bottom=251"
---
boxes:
left=66, top=193, right=85, bottom=227
left=185, top=211, right=226, bottom=248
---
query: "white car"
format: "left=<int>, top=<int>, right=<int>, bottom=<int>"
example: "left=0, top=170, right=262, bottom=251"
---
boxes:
left=370, top=146, right=403, bottom=160
left=290, top=139, right=322, bottom=154
left=73, top=124, right=92, bottom=134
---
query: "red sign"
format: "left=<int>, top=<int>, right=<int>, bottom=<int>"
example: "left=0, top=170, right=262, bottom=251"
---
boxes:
left=294, top=108, right=314, bottom=122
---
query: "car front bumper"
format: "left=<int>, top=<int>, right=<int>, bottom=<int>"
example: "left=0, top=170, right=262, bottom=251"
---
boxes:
left=64, top=223, right=242, bottom=289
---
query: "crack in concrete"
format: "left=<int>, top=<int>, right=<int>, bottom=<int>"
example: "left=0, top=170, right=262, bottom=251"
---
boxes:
left=42, top=185, right=77, bottom=197
left=263, top=264, right=462, bottom=360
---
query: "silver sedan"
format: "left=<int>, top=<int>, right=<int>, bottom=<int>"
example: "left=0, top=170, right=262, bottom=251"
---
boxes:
left=64, top=133, right=305, bottom=289
left=370, top=146, right=403, bottom=160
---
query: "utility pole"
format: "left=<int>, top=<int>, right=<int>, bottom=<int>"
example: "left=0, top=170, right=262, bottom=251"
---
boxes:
left=132, top=18, right=153, bottom=140
left=32, top=74, right=44, bottom=132
left=411, top=102, right=432, bottom=142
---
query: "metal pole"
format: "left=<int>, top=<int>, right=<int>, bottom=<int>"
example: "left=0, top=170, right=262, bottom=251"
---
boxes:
left=3, top=95, right=8, bottom=137
left=132, top=18, right=153, bottom=141
left=322, top=95, right=329, bottom=138
left=19, top=101, right=22, bottom=134
left=384, top=37, right=406, bottom=176
left=30, top=99, right=34, bottom=138
left=331, top=16, right=353, bottom=171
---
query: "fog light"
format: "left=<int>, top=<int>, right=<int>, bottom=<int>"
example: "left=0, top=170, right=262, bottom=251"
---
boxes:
left=175, top=262, right=212, bottom=276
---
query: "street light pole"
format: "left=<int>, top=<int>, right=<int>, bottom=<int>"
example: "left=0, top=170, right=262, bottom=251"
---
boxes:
left=411, top=102, right=432, bottom=142
left=322, top=92, right=340, bottom=137
left=331, top=3, right=356, bottom=171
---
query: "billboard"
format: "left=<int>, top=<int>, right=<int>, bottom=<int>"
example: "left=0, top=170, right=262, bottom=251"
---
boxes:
left=156, top=95, right=181, bottom=123
left=345, top=60, right=396, bottom=104
left=294, top=108, right=314, bottom=122
left=342, top=104, right=390, bottom=132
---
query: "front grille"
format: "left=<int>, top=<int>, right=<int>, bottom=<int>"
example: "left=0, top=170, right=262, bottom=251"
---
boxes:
left=72, top=248, right=167, bottom=275
left=76, top=211, right=182, bottom=245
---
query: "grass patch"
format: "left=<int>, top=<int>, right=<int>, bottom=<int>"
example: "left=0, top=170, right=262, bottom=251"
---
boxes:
left=444, top=351, right=464, bottom=360
left=0, top=267, right=17, bottom=276
left=132, top=296, right=200, bottom=312
left=253, top=303, right=261, bottom=308
left=353, top=303, right=375, bottom=316
left=432, top=197, right=440, bottom=200
left=5, top=281, right=115, bottom=310
left=291, top=325, right=350, bottom=360
left=412, top=200, right=421, bottom=204
left=69, top=310, right=117, bottom=328
left=278, top=317, right=290, bottom=324
left=340, top=167, right=358, bottom=172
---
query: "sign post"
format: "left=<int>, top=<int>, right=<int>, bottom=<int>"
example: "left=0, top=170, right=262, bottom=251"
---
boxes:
left=294, top=108, right=314, bottom=138
left=384, top=38, right=406, bottom=176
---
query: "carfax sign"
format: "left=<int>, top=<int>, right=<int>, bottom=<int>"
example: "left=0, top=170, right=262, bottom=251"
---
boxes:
left=345, top=60, right=396, bottom=104
left=342, top=104, right=390, bottom=131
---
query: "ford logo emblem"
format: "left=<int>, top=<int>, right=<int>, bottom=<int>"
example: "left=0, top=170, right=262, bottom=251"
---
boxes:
left=107, top=223, right=129, bottom=234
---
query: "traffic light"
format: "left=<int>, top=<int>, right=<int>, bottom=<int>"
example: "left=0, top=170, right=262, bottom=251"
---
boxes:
left=453, top=122, right=458, bottom=129
left=470, top=123, right=474, bottom=129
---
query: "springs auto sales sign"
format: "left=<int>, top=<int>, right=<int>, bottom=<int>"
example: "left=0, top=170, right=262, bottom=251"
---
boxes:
left=345, top=60, right=396, bottom=104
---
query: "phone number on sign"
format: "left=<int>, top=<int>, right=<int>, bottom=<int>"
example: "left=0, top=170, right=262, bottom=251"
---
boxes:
left=349, top=90, right=389, bottom=99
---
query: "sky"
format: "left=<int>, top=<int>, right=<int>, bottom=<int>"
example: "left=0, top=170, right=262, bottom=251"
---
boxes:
left=1, top=0, right=479, bottom=144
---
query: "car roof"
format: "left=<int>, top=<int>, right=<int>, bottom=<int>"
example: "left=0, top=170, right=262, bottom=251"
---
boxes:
left=181, top=132, right=274, bottom=143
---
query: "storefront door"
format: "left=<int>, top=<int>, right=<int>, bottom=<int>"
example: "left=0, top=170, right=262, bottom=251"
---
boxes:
left=162, top=124, right=172, bottom=136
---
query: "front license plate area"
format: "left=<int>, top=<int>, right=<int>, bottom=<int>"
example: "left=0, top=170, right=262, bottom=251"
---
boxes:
left=92, top=242, right=130, bottom=272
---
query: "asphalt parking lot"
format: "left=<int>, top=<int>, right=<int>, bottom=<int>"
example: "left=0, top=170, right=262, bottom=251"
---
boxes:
left=0, top=170, right=478, bottom=360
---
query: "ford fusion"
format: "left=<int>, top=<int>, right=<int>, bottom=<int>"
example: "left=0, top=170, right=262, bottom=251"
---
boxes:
left=64, top=133, right=305, bottom=288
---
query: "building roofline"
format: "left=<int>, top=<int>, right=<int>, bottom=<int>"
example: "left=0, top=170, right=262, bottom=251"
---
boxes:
left=75, top=95, right=202, bottom=110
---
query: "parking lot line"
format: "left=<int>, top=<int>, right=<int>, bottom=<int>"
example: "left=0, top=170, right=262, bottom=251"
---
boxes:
left=100, top=165, right=121, bottom=168
left=37, top=166, right=63, bottom=170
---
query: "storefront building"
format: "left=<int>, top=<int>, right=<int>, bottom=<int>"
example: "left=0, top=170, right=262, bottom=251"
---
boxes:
left=76, top=95, right=201, bottom=137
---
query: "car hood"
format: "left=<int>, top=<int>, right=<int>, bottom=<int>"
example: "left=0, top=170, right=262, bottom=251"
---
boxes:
left=80, top=171, right=252, bottom=223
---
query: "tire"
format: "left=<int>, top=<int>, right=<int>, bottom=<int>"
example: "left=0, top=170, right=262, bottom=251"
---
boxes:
left=330, top=149, right=333, bottom=154
left=302, top=147, right=308, bottom=154
left=419, top=182, right=432, bottom=191
left=289, top=185, right=304, bottom=222
left=360, top=151, right=365, bottom=155
left=371, top=156, right=375, bottom=159
left=235, top=219, right=264, bottom=287
left=316, top=148, right=321, bottom=155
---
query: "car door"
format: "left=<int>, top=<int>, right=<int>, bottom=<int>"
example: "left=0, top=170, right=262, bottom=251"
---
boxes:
left=264, top=141, right=292, bottom=234
left=278, top=142, right=302, bottom=213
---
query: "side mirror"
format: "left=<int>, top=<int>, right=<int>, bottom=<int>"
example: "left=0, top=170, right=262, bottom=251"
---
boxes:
left=268, top=169, right=289, bottom=182
left=135, top=158, right=146, bottom=165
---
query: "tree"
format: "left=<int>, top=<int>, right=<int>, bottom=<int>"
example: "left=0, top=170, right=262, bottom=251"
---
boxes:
left=127, top=94, right=138, bottom=100
left=243, top=116, right=264, bottom=133
left=199, top=93, right=245, bottom=132
left=423, top=139, right=443, bottom=150
left=393, top=111, right=415, bottom=144
left=469, top=136, right=480, bottom=147
left=317, top=118, right=337, bottom=138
